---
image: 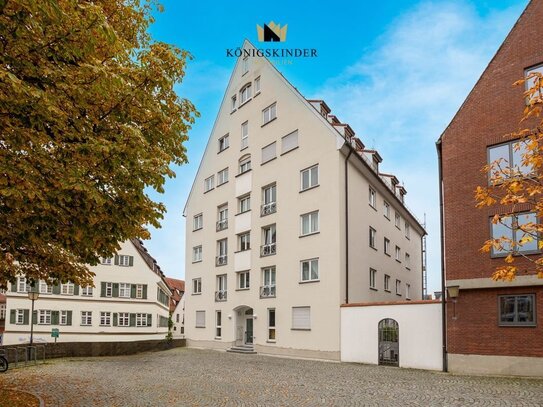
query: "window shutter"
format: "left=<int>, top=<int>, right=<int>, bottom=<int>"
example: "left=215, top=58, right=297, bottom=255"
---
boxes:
left=281, top=130, right=298, bottom=154
left=113, top=313, right=118, bottom=327
left=261, top=142, right=276, bottom=164
left=129, top=256, right=134, bottom=266
left=114, top=255, right=119, bottom=265
left=66, top=311, right=72, bottom=326
left=100, top=282, right=106, bottom=297
left=11, top=283, right=17, bottom=292
left=195, top=311, right=205, bottom=328
left=31, top=310, right=37, bottom=325
left=23, top=310, right=29, bottom=325
left=10, top=310, right=15, bottom=324
left=112, top=283, right=119, bottom=297
left=51, top=311, right=59, bottom=325
left=129, top=313, right=136, bottom=327
left=292, top=307, right=311, bottom=330
left=142, top=285, right=148, bottom=299
left=73, top=285, right=79, bottom=296
left=147, top=314, right=152, bottom=327
left=52, top=284, right=61, bottom=295
left=130, top=285, right=136, bottom=298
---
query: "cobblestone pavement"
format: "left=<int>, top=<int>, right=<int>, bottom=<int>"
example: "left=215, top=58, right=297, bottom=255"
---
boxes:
left=0, top=348, right=542, bottom=406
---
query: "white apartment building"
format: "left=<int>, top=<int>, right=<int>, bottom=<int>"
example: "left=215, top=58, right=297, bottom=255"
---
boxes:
left=183, top=41, right=426, bottom=360
left=3, top=239, right=172, bottom=345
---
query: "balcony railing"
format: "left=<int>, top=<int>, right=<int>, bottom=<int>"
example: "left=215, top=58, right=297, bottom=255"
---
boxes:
left=261, top=202, right=277, bottom=216
left=260, top=243, right=276, bottom=257
left=215, top=290, right=227, bottom=302
left=216, top=219, right=228, bottom=231
left=260, top=285, right=276, bottom=298
left=216, top=255, right=228, bottom=266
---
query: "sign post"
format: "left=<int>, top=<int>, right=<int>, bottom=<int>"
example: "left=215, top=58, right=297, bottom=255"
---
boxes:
left=51, top=328, right=59, bottom=344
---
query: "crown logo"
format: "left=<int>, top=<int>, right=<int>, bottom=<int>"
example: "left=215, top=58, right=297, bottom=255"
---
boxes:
left=256, top=21, right=288, bottom=42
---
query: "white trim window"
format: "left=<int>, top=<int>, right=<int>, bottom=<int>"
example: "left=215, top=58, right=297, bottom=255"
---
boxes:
left=406, top=283, right=411, bottom=300
left=395, top=212, right=401, bottom=229
left=61, top=282, right=74, bottom=295
left=384, top=238, right=391, bottom=255
left=195, top=310, right=206, bottom=328
left=301, top=164, right=318, bottom=191
left=241, top=121, right=249, bottom=149
left=217, top=168, right=229, bottom=186
left=60, top=310, right=68, bottom=325
left=238, top=194, right=250, bottom=213
left=239, top=232, right=250, bottom=252
left=101, top=257, right=112, bottom=265
left=405, top=222, right=410, bottom=239
left=215, top=311, right=222, bottom=338
left=136, top=313, right=148, bottom=327
left=261, top=142, right=276, bottom=164
left=369, top=268, right=377, bottom=289
left=100, top=311, right=112, bottom=326
left=268, top=308, right=276, bottom=341
left=395, top=246, right=401, bottom=262
left=218, top=134, right=229, bottom=152
left=118, top=255, right=131, bottom=267
left=525, top=64, right=543, bottom=103
left=231, top=95, right=237, bottom=112
left=17, top=277, right=28, bottom=293
left=16, top=309, right=24, bottom=324
left=119, top=312, right=130, bottom=327
left=238, top=271, right=250, bottom=289
left=136, top=284, right=144, bottom=299
left=217, top=239, right=228, bottom=265
left=369, top=187, right=376, bottom=208
left=242, top=57, right=249, bottom=75
left=204, top=175, right=215, bottom=192
left=292, top=306, right=310, bottom=330
left=105, top=282, right=113, bottom=297
left=240, top=83, right=252, bottom=104
left=193, top=246, right=202, bottom=263
left=81, top=311, right=92, bottom=326
left=384, top=275, right=390, bottom=292
left=239, top=155, right=251, bottom=174
left=369, top=227, right=376, bottom=249
left=119, top=283, right=130, bottom=298
left=263, top=184, right=277, bottom=207
left=281, top=130, right=298, bottom=154
left=262, top=267, right=276, bottom=295
left=384, top=201, right=390, bottom=219
left=193, top=213, right=203, bottom=231
left=262, top=103, right=277, bottom=125
left=217, top=204, right=228, bottom=230
left=405, top=253, right=411, bottom=270
left=254, top=76, right=261, bottom=94
left=488, top=140, right=532, bottom=178
left=396, top=279, right=402, bottom=296
left=300, top=211, right=319, bottom=236
left=300, top=258, right=319, bottom=282
left=193, top=278, right=202, bottom=294
left=38, top=310, right=51, bottom=325
left=81, top=286, right=93, bottom=296
left=39, top=280, right=52, bottom=294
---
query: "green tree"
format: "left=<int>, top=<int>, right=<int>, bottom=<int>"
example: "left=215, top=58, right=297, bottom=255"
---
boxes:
left=0, top=0, right=197, bottom=287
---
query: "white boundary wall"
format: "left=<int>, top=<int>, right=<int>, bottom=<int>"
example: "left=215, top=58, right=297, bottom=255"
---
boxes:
left=341, top=301, right=443, bottom=371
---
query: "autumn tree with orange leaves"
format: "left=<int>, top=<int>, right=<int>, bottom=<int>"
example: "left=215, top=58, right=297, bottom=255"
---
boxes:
left=475, top=70, right=543, bottom=281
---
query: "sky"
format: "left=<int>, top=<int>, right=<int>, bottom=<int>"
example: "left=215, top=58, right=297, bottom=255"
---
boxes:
left=143, top=0, right=528, bottom=294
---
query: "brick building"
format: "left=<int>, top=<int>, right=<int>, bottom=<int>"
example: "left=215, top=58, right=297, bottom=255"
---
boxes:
left=437, top=0, right=543, bottom=376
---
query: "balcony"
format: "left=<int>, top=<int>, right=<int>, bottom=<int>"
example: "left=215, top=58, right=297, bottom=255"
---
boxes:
left=261, top=202, right=277, bottom=216
left=215, top=290, right=227, bottom=302
left=260, top=285, right=276, bottom=298
left=216, top=255, right=228, bottom=266
left=216, top=219, right=228, bottom=231
left=260, top=243, right=276, bottom=257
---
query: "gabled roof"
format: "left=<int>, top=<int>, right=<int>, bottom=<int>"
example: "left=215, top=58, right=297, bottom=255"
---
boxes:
left=130, top=239, right=171, bottom=296
left=165, top=277, right=184, bottom=313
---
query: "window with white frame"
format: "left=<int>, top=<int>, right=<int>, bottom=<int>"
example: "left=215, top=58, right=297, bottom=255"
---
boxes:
left=38, top=310, right=51, bottom=325
left=217, top=168, right=229, bottom=186
left=119, top=283, right=131, bottom=298
left=262, top=224, right=276, bottom=254
left=406, top=283, right=411, bottom=299
left=281, top=130, right=298, bottom=154
left=384, top=275, right=390, bottom=292
left=81, top=311, right=92, bottom=326
left=268, top=308, right=276, bottom=341
left=217, top=239, right=227, bottom=262
left=488, top=140, right=533, bottom=179
left=369, top=268, right=377, bottom=289
left=242, top=57, right=249, bottom=75
left=263, top=267, right=276, bottom=289
left=100, top=311, right=111, bottom=326
left=395, top=212, right=401, bottom=229
left=405, top=222, right=410, bottom=239
left=369, top=187, right=376, bottom=208
left=217, top=204, right=228, bottom=230
left=395, top=246, right=401, bottom=262
left=263, top=184, right=276, bottom=205
left=136, top=313, right=148, bottom=327
left=39, top=280, right=52, bottom=294
left=239, top=232, right=250, bottom=252
left=16, top=309, right=24, bottom=324
left=239, top=155, right=251, bottom=174
left=193, top=213, right=203, bottom=231
left=60, top=310, right=68, bottom=325
left=300, top=211, right=319, bottom=236
left=204, top=175, right=215, bottom=192
left=396, top=279, right=401, bottom=295
left=292, top=306, right=310, bottom=330
left=118, top=255, right=132, bottom=267
left=263, top=103, right=277, bottom=125
left=241, top=121, right=249, bottom=149
left=255, top=76, right=261, bottom=94
left=405, top=253, right=411, bottom=269
left=195, top=310, right=205, bottom=328
left=17, top=277, right=28, bottom=293
left=61, top=282, right=74, bottom=295
left=261, top=142, right=276, bottom=164
left=119, top=312, right=129, bottom=327
left=384, top=201, right=390, bottom=219
left=525, top=64, right=543, bottom=102
left=101, top=257, right=112, bottom=265
left=238, top=271, right=250, bottom=289
left=193, top=246, right=202, bottom=262
left=219, top=134, right=229, bottom=153
left=231, top=95, right=237, bottom=112
left=215, top=311, right=222, bottom=338
left=240, top=83, right=252, bottom=104
left=105, top=282, right=113, bottom=297
left=193, top=278, right=202, bottom=294
left=216, top=274, right=227, bottom=293
left=369, top=227, right=376, bottom=249
left=81, top=286, right=93, bottom=296
left=301, top=164, right=318, bottom=191
left=136, top=284, right=144, bottom=299
left=301, top=258, right=319, bottom=282
left=384, top=238, right=390, bottom=255
left=238, top=194, right=250, bottom=213
left=0, top=306, right=5, bottom=320
left=490, top=212, right=539, bottom=255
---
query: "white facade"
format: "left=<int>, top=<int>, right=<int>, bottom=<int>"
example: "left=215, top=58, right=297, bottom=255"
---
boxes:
left=171, top=296, right=185, bottom=337
left=3, top=240, right=171, bottom=345
left=341, top=301, right=443, bottom=371
left=183, top=41, right=426, bottom=360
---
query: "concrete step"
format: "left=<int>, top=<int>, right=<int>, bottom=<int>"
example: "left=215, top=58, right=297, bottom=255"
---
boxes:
left=227, top=346, right=257, bottom=354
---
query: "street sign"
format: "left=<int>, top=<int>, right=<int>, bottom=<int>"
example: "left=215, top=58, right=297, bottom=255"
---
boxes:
left=51, top=328, right=59, bottom=338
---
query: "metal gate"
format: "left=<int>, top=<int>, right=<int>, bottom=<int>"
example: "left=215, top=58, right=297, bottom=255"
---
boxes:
left=378, top=318, right=399, bottom=367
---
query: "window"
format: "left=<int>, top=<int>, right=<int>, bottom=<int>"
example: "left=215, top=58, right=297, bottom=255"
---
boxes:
left=300, top=211, right=319, bottom=236
left=238, top=271, right=250, bottom=289
left=281, top=130, right=298, bottom=154
left=38, top=310, right=51, bottom=325
left=217, top=168, right=229, bottom=186
left=119, top=283, right=130, bottom=298
left=261, top=224, right=276, bottom=256
left=369, top=268, right=377, bottom=289
left=384, top=201, right=390, bottom=219
left=118, top=255, right=132, bottom=267
left=239, top=155, right=251, bottom=174
left=105, top=282, right=113, bottom=297
left=488, top=140, right=532, bottom=179
left=81, top=286, right=93, bottom=296
left=193, top=213, right=203, bottom=231
left=525, top=64, right=543, bottom=102
left=262, top=184, right=277, bottom=216
left=238, top=194, right=250, bottom=213
left=262, top=267, right=276, bottom=292
left=491, top=212, right=538, bottom=256
left=216, top=274, right=227, bottom=301
left=136, top=313, right=148, bottom=327
left=255, top=76, right=261, bottom=94
left=369, top=227, right=376, bottom=249
left=239, top=232, right=250, bottom=251
left=16, top=309, right=25, bottom=324
left=61, top=282, right=74, bottom=295
left=406, top=284, right=411, bottom=299
left=136, top=284, right=144, bottom=299
left=301, top=258, right=319, bottom=282
left=81, top=311, right=92, bottom=326
left=384, top=275, right=390, bottom=292
left=369, top=187, right=376, bottom=208
left=39, top=280, right=52, bottom=294
left=100, top=312, right=111, bottom=326
left=217, top=239, right=228, bottom=265
left=118, top=312, right=129, bottom=327
left=499, top=294, right=536, bottom=326
left=405, top=253, right=411, bottom=269
left=101, top=257, right=112, bottom=265
left=218, top=134, right=229, bottom=152
left=301, top=165, right=318, bottom=191
left=261, top=142, right=276, bottom=164
left=395, top=212, right=401, bottom=229
left=215, top=311, right=222, bottom=338
left=396, top=280, right=401, bottom=295
left=217, top=204, right=228, bottom=231
left=204, top=175, right=215, bottom=192
left=17, top=277, right=28, bottom=293
left=263, top=103, right=277, bottom=125
left=193, top=246, right=202, bottom=262
left=384, top=238, right=390, bottom=255
left=195, top=310, right=205, bottom=328
left=60, top=310, right=68, bottom=325
left=192, top=278, right=202, bottom=294
left=241, top=121, right=249, bottom=149
left=268, top=308, right=276, bottom=341
left=231, top=95, right=237, bottom=112
left=242, top=57, right=249, bottom=75
left=240, top=83, right=252, bottom=104
left=405, top=222, right=410, bottom=239
left=395, top=246, right=401, bottom=262
left=292, top=306, right=310, bottom=330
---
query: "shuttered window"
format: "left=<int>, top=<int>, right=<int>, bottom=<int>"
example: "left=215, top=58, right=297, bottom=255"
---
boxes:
left=281, top=130, right=298, bottom=154
left=292, top=306, right=311, bottom=330
left=261, top=142, right=276, bottom=164
left=195, top=310, right=206, bottom=328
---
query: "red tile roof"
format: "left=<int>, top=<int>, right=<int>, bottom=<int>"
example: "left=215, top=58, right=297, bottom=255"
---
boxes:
left=165, top=277, right=185, bottom=313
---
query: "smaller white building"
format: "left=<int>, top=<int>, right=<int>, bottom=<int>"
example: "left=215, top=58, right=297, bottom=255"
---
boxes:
left=165, top=277, right=185, bottom=337
left=3, top=240, right=172, bottom=345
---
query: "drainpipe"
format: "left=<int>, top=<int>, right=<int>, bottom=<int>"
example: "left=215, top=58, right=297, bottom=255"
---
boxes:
left=344, top=142, right=354, bottom=304
left=436, top=140, right=448, bottom=373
